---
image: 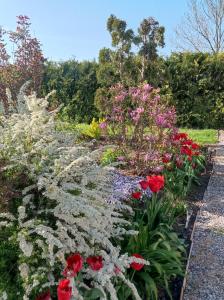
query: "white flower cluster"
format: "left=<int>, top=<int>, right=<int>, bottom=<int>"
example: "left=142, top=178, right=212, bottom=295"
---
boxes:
left=0, top=85, right=148, bottom=299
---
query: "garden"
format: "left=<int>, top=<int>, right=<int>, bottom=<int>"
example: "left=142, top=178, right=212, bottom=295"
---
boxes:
left=0, top=7, right=222, bottom=300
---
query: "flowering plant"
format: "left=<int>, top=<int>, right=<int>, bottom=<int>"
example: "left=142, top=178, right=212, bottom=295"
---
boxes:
left=163, top=132, right=205, bottom=198
left=0, top=86, right=149, bottom=300
left=120, top=176, right=185, bottom=300
left=103, top=83, right=177, bottom=174
left=57, top=279, right=72, bottom=300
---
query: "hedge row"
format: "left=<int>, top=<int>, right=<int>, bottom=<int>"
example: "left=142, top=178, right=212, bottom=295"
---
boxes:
left=166, top=52, right=224, bottom=129
left=41, top=53, right=224, bottom=129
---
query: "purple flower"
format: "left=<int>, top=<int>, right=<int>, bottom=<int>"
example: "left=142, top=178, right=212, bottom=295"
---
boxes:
left=155, top=115, right=168, bottom=128
left=99, top=121, right=107, bottom=129
left=143, top=84, right=153, bottom=92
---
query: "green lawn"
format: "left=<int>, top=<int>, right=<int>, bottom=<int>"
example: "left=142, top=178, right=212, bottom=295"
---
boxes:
left=180, top=128, right=218, bottom=145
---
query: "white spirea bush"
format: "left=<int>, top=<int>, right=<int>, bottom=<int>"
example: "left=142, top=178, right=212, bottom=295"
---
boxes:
left=0, top=86, right=148, bottom=300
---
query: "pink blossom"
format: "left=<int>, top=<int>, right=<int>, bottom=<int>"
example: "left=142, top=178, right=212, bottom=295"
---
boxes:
left=143, top=84, right=153, bottom=92
left=99, top=122, right=107, bottom=129
left=155, top=115, right=167, bottom=127
left=117, top=156, right=125, bottom=161
left=115, top=94, right=125, bottom=102
left=141, top=94, right=148, bottom=101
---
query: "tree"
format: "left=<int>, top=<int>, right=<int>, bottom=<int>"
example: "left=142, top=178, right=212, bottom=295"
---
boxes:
left=106, top=14, right=135, bottom=80
left=0, top=15, right=44, bottom=112
left=136, top=17, right=165, bottom=81
left=64, top=61, right=99, bottom=122
left=41, top=60, right=99, bottom=122
left=41, top=60, right=80, bottom=107
left=95, top=15, right=165, bottom=113
left=175, top=0, right=224, bottom=53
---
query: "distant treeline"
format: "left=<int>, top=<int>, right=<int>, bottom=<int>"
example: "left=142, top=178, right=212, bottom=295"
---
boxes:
left=41, top=52, right=224, bottom=129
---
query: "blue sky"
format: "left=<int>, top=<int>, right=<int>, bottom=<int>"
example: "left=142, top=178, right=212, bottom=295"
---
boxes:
left=0, top=0, right=188, bottom=61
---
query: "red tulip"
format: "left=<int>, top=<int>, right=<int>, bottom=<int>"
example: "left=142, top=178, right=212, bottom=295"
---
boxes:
left=146, top=175, right=165, bottom=193
left=139, top=180, right=149, bottom=190
left=35, top=290, right=51, bottom=300
left=162, top=153, right=172, bottom=164
left=86, top=256, right=103, bottom=271
left=57, top=279, right=72, bottom=300
left=130, top=254, right=144, bottom=271
left=173, top=133, right=188, bottom=141
left=63, top=253, right=83, bottom=277
left=181, top=139, right=193, bottom=146
left=181, top=146, right=193, bottom=156
left=191, top=143, right=200, bottom=150
left=131, top=191, right=142, bottom=199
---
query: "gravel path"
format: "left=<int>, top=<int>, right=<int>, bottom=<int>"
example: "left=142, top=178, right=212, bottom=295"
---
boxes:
left=184, top=131, right=224, bottom=300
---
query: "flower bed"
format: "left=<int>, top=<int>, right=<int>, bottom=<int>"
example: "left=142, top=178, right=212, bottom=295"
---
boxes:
left=0, top=84, right=206, bottom=300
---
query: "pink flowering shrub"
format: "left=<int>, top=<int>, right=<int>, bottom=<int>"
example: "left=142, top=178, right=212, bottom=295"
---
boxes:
left=105, top=83, right=177, bottom=174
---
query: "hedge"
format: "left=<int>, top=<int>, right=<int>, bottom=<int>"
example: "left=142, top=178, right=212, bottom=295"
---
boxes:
left=166, top=52, right=224, bottom=129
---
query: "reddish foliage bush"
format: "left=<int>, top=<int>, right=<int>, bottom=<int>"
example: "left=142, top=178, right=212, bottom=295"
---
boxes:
left=103, top=83, right=177, bottom=174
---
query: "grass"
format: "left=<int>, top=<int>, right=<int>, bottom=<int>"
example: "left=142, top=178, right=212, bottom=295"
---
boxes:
left=56, top=120, right=219, bottom=146
left=180, top=128, right=218, bottom=145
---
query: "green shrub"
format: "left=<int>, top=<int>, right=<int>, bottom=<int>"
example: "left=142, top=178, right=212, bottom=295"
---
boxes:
left=0, top=227, right=23, bottom=298
left=75, top=118, right=104, bottom=139
left=41, top=60, right=99, bottom=123
left=166, top=52, right=224, bottom=128
left=100, top=148, right=123, bottom=166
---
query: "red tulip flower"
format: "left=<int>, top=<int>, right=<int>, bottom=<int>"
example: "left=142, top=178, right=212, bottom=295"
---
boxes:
left=191, top=143, right=200, bottom=150
left=35, top=290, right=51, bottom=300
left=182, top=140, right=193, bottom=147
left=146, top=175, right=165, bottom=193
left=131, top=191, right=142, bottom=199
left=130, top=254, right=144, bottom=271
left=162, top=153, right=172, bottom=164
left=173, top=133, right=188, bottom=141
left=57, top=279, right=72, bottom=300
left=86, top=256, right=103, bottom=271
left=181, top=146, right=193, bottom=156
left=63, top=253, right=83, bottom=277
left=139, top=180, right=149, bottom=190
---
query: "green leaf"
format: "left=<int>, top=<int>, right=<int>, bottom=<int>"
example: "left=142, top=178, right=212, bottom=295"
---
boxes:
left=85, top=288, right=104, bottom=299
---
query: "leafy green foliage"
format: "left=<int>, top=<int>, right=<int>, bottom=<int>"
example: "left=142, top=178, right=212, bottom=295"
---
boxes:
left=122, top=196, right=185, bottom=300
left=100, top=148, right=123, bottom=166
left=166, top=52, right=224, bottom=128
left=164, top=154, right=206, bottom=199
left=41, top=60, right=99, bottom=122
left=136, top=17, right=165, bottom=81
left=0, top=227, right=23, bottom=299
left=75, top=118, right=104, bottom=139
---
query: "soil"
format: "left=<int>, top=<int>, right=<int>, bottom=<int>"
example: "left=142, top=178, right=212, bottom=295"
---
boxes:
left=161, top=146, right=215, bottom=300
